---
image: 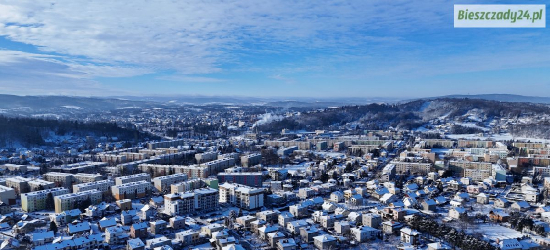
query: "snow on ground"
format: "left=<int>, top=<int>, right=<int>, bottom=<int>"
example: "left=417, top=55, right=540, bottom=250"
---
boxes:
left=472, top=224, right=523, bottom=241
left=456, top=122, right=490, bottom=131
left=419, top=101, right=431, bottom=112
left=314, top=152, right=347, bottom=159
left=446, top=133, right=550, bottom=143
left=438, top=111, right=452, bottom=120
left=61, top=105, right=82, bottom=109
left=430, top=148, right=451, bottom=158
left=414, top=126, right=429, bottom=132
left=190, top=242, right=213, bottom=249
left=31, top=113, right=61, bottom=119
left=43, top=131, right=76, bottom=143
left=132, top=202, right=145, bottom=211
left=430, top=148, right=451, bottom=154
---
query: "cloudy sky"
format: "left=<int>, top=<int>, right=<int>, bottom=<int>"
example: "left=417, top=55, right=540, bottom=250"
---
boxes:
left=0, top=0, right=548, bottom=98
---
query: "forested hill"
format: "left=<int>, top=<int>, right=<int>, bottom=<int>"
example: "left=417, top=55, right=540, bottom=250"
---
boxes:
left=256, top=98, right=550, bottom=138
left=0, top=116, right=156, bottom=148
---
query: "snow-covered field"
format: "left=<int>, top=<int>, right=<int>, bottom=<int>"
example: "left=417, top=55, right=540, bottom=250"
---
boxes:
left=473, top=224, right=523, bottom=241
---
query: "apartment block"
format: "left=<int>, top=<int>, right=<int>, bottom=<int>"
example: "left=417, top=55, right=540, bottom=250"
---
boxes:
left=421, top=139, right=455, bottom=148
left=202, top=158, right=235, bottom=174
left=111, top=181, right=150, bottom=200
left=73, top=173, right=103, bottom=183
left=50, top=161, right=107, bottom=174
left=458, top=140, right=494, bottom=148
left=463, top=169, right=492, bottom=182
left=171, top=179, right=205, bottom=194
left=0, top=185, right=16, bottom=205
left=115, top=173, right=151, bottom=185
left=164, top=188, right=219, bottom=216
left=5, top=176, right=31, bottom=194
left=153, top=174, right=188, bottom=192
left=28, top=179, right=55, bottom=192
left=263, top=141, right=312, bottom=150
left=54, top=189, right=102, bottom=213
left=218, top=153, right=239, bottom=161
left=219, top=182, right=264, bottom=210
left=241, top=153, right=262, bottom=167
left=21, top=188, right=69, bottom=212
left=146, top=139, right=187, bottom=149
left=44, top=173, right=74, bottom=188
left=217, top=172, right=263, bottom=187
left=73, top=180, right=115, bottom=193
left=449, top=161, right=493, bottom=178
left=390, top=161, right=432, bottom=175
left=195, top=152, right=218, bottom=163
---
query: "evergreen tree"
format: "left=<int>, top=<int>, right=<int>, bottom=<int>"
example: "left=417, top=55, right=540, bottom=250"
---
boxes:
left=320, top=172, right=329, bottom=183
left=45, top=192, right=54, bottom=210
left=49, top=221, right=58, bottom=234
left=331, top=171, right=338, bottom=180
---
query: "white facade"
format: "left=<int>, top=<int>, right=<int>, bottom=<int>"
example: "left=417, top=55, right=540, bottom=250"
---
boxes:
left=115, top=173, right=151, bottom=185
left=219, top=183, right=264, bottom=210
left=73, top=180, right=114, bottom=193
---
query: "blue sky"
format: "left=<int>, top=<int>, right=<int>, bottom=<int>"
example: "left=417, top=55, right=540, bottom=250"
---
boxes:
left=0, top=0, right=548, bottom=98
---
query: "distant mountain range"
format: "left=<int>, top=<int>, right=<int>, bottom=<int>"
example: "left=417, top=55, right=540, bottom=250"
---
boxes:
left=426, top=94, right=550, bottom=104
left=0, top=94, right=548, bottom=115
left=112, top=95, right=402, bottom=107
left=0, top=94, right=165, bottom=111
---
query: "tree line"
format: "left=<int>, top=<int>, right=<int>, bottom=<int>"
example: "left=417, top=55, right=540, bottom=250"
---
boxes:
left=0, top=115, right=156, bottom=147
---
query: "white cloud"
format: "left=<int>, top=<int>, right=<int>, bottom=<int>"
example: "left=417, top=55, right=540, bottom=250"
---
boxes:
left=0, top=0, right=547, bottom=96
left=0, top=49, right=141, bottom=95
left=0, top=0, right=449, bottom=75
left=269, top=74, right=296, bottom=84
left=156, top=75, right=225, bottom=83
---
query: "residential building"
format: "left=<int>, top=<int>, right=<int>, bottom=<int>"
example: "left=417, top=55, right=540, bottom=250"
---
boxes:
left=54, top=189, right=102, bottom=213
left=241, top=153, right=262, bottom=167
left=28, top=179, right=55, bottom=191
left=163, top=188, right=219, bottom=216
left=105, top=226, right=129, bottom=245
left=175, top=230, right=200, bottom=247
left=217, top=172, right=263, bottom=187
left=5, top=176, right=31, bottom=194
left=362, top=213, right=382, bottom=228
left=73, top=180, right=114, bottom=193
left=313, top=234, right=337, bottom=250
left=0, top=185, right=16, bottom=205
left=115, top=173, right=151, bottom=185
left=130, top=222, right=148, bottom=239
left=153, top=173, right=188, bottom=192
left=150, top=220, right=167, bottom=235
left=219, top=182, right=264, bottom=210
left=21, top=188, right=69, bottom=212
left=44, top=173, right=74, bottom=188
left=111, top=181, right=150, bottom=200
left=352, top=226, right=380, bottom=242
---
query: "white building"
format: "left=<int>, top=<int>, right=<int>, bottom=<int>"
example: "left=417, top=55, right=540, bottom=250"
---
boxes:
left=219, top=182, right=264, bottom=210
left=73, top=180, right=114, bottom=193
left=115, top=173, right=151, bottom=185
left=111, top=181, right=150, bottom=200
left=54, top=189, right=102, bottom=213
left=0, top=185, right=16, bottom=205
left=164, top=188, right=218, bottom=216
left=351, top=226, right=379, bottom=242
left=153, top=173, right=188, bottom=192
